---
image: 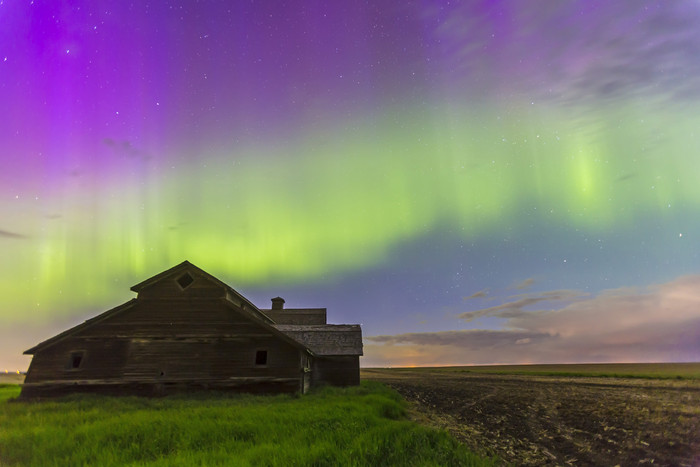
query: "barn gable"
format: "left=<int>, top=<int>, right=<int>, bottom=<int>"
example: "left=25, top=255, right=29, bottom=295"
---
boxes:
left=20, top=261, right=362, bottom=398
left=129, top=261, right=273, bottom=323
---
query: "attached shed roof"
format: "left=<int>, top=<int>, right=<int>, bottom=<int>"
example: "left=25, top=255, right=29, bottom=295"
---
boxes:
left=274, top=325, right=363, bottom=356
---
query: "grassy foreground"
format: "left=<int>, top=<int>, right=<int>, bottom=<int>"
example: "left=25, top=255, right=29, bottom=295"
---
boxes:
left=0, top=382, right=493, bottom=466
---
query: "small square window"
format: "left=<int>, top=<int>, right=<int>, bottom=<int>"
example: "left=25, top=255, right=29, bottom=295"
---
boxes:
left=67, top=351, right=84, bottom=370
left=176, top=272, right=194, bottom=289
left=255, top=350, right=268, bottom=366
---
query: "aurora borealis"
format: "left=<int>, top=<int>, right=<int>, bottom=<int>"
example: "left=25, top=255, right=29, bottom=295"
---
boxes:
left=2, top=1, right=700, bottom=370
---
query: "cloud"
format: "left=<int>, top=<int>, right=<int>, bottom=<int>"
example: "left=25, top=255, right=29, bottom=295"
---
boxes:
left=513, top=278, right=536, bottom=290
left=457, top=289, right=586, bottom=322
left=368, top=329, right=555, bottom=350
left=615, top=173, right=636, bottom=182
left=0, top=229, right=28, bottom=239
left=431, top=3, right=700, bottom=107
left=463, top=289, right=488, bottom=300
left=364, top=275, right=700, bottom=366
left=102, top=137, right=150, bottom=160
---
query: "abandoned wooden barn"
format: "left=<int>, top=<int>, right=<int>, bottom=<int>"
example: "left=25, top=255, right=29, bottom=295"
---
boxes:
left=20, top=261, right=363, bottom=398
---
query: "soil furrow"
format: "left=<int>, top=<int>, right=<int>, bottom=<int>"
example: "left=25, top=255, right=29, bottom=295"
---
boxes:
left=363, top=368, right=700, bottom=466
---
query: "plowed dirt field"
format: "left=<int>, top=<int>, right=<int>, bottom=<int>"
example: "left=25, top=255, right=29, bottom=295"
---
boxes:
left=362, top=368, right=700, bottom=466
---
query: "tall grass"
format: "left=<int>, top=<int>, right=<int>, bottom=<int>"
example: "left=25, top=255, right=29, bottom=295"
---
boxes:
left=0, top=382, right=494, bottom=466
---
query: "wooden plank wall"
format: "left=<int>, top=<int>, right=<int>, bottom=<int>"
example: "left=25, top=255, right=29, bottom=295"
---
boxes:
left=24, top=338, right=130, bottom=383
left=121, top=336, right=301, bottom=381
left=136, top=271, right=226, bottom=299
left=87, top=299, right=259, bottom=337
left=265, top=309, right=327, bottom=325
left=311, top=356, right=360, bottom=387
left=22, top=295, right=304, bottom=396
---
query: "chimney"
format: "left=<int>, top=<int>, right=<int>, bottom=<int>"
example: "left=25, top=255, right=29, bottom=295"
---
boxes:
left=271, top=297, right=285, bottom=310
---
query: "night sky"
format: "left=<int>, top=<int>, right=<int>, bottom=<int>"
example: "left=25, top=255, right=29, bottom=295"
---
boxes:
left=2, top=1, right=700, bottom=370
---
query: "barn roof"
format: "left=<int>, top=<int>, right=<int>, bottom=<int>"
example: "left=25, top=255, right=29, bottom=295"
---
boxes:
left=24, top=297, right=312, bottom=356
left=273, top=325, right=363, bottom=356
left=23, top=299, right=138, bottom=355
left=23, top=261, right=362, bottom=359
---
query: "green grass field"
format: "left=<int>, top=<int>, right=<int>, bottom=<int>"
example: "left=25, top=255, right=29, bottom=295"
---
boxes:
left=402, top=362, right=700, bottom=379
left=0, top=382, right=494, bottom=466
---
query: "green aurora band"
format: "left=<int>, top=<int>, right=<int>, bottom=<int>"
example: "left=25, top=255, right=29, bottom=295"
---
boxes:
left=3, top=101, right=699, bottom=323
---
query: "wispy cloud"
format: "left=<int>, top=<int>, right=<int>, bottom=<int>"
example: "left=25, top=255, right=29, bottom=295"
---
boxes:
left=102, top=137, right=150, bottom=161
left=368, top=329, right=555, bottom=349
left=463, top=289, right=488, bottom=300
left=512, top=278, right=536, bottom=290
left=365, top=275, right=700, bottom=366
left=457, top=289, right=586, bottom=322
left=0, top=229, right=28, bottom=239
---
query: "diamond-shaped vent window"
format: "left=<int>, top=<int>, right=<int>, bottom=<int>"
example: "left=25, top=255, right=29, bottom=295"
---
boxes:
left=176, top=272, right=194, bottom=289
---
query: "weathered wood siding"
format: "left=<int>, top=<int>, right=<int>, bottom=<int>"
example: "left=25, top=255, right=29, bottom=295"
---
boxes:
left=21, top=263, right=362, bottom=397
left=24, top=338, right=130, bottom=383
left=88, top=299, right=261, bottom=337
left=135, top=271, right=226, bottom=299
left=311, top=356, right=360, bottom=387
left=264, top=309, right=327, bottom=325
left=21, top=296, right=304, bottom=398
